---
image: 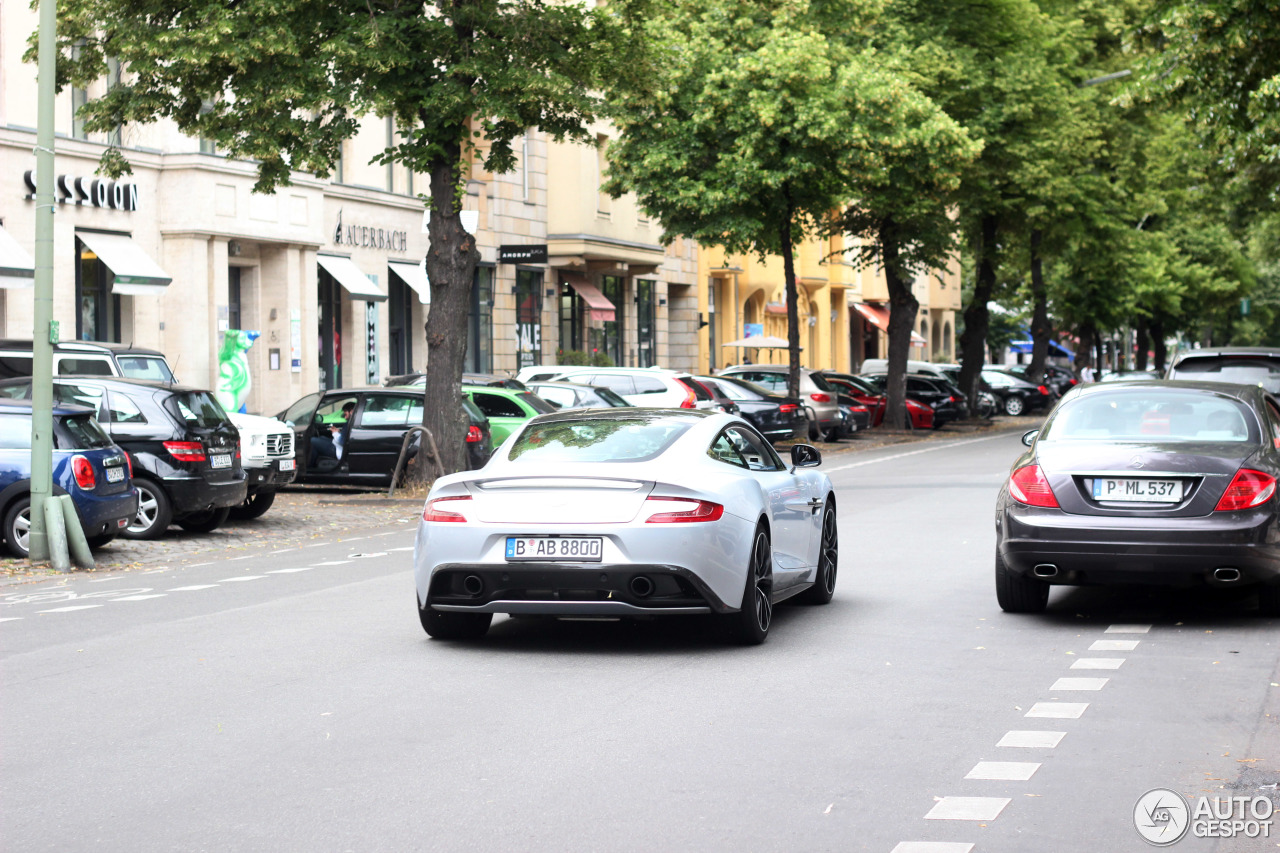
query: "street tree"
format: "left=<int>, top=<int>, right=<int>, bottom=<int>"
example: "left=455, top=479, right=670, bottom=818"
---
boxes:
left=41, top=0, right=641, bottom=475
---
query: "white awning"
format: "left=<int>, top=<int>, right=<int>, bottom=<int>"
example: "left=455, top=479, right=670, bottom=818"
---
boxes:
left=75, top=230, right=172, bottom=295
left=388, top=259, right=430, bottom=304
left=0, top=225, right=35, bottom=288
left=317, top=254, right=387, bottom=302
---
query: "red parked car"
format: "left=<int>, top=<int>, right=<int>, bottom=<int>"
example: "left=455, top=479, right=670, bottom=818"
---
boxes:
left=820, top=372, right=888, bottom=427
left=905, top=398, right=935, bottom=430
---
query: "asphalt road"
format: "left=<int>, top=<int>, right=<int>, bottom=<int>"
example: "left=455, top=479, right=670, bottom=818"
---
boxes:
left=2, top=430, right=1277, bottom=853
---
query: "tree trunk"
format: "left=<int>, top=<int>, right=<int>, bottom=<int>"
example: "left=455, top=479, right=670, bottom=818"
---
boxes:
left=1134, top=316, right=1149, bottom=371
left=1094, top=333, right=1105, bottom=379
left=1151, top=318, right=1167, bottom=373
left=881, top=217, right=919, bottom=431
left=957, top=215, right=998, bottom=407
left=1026, top=228, right=1050, bottom=385
left=781, top=185, right=802, bottom=404
left=417, top=141, right=481, bottom=479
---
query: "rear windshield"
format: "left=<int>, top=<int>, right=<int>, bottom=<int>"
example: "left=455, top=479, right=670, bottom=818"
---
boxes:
left=118, top=355, right=176, bottom=382
left=165, top=391, right=229, bottom=429
left=56, top=414, right=114, bottom=450
left=1043, top=391, right=1257, bottom=442
left=517, top=392, right=558, bottom=415
left=1170, top=355, right=1280, bottom=393
left=809, top=373, right=835, bottom=392
left=708, top=376, right=765, bottom=401
left=508, top=416, right=693, bottom=463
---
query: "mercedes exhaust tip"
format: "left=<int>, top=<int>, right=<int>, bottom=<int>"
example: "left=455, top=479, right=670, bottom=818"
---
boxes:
left=1213, top=567, right=1242, bottom=583
left=1032, top=564, right=1059, bottom=579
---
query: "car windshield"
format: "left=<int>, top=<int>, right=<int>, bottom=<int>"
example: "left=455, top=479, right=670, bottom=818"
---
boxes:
left=706, top=376, right=766, bottom=401
left=165, top=391, right=229, bottom=428
left=1169, top=355, right=1280, bottom=393
left=508, top=415, right=694, bottom=463
left=56, top=414, right=114, bottom=450
left=117, top=355, right=175, bottom=382
left=1042, top=391, right=1256, bottom=442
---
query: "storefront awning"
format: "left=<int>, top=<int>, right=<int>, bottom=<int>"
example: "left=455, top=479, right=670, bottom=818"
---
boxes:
left=0, top=225, right=35, bottom=287
left=853, top=302, right=927, bottom=346
left=75, top=230, right=172, bottom=295
left=318, top=254, right=387, bottom=302
left=561, top=272, right=615, bottom=322
left=388, top=259, right=430, bottom=305
left=1009, top=339, right=1075, bottom=360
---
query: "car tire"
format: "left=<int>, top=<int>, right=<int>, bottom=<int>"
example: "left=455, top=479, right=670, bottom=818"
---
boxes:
left=3, top=497, right=31, bottom=559
left=1004, top=396, right=1025, bottom=417
left=229, top=489, right=276, bottom=521
left=995, top=550, right=1048, bottom=613
left=122, top=479, right=173, bottom=540
left=799, top=502, right=838, bottom=605
left=177, top=506, right=231, bottom=533
left=807, top=415, right=821, bottom=441
left=1259, top=584, right=1280, bottom=617
left=418, top=600, right=492, bottom=639
left=85, top=534, right=115, bottom=550
left=727, top=524, right=773, bottom=645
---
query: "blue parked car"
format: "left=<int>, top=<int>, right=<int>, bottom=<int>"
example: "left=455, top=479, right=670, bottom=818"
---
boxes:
left=0, top=398, right=137, bottom=558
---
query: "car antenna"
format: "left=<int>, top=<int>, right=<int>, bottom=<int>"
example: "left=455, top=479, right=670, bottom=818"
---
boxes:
left=169, top=353, right=180, bottom=385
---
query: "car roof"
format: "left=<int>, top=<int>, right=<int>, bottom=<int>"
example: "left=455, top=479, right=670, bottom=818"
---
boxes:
left=527, top=407, right=717, bottom=426
left=1067, top=379, right=1263, bottom=401
left=526, top=380, right=607, bottom=391
left=1172, top=346, right=1280, bottom=359
left=0, top=338, right=167, bottom=356
left=0, top=397, right=96, bottom=417
left=462, top=384, right=525, bottom=397
left=0, top=374, right=209, bottom=396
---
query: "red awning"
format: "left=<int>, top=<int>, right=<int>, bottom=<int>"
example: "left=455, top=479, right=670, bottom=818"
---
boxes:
left=561, top=272, right=616, bottom=322
left=854, top=302, right=928, bottom=345
left=764, top=301, right=788, bottom=315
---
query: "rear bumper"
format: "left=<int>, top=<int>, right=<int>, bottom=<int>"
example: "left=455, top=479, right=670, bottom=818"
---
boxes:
left=73, top=490, right=138, bottom=538
left=998, top=504, right=1280, bottom=587
left=163, top=475, right=248, bottom=514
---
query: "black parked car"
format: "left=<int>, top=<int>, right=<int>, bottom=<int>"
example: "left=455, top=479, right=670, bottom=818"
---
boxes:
left=981, top=369, right=1054, bottom=416
left=858, top=373, right=965, bottom=428
left=524, top=381, right=633, bottom=410
left=277, top=387, right=493, bottom=485
left=696, top=375, right=807, bottom=442
left=0, top=376, right=246, bottom=538
left=1005, top=363, right=1078, bottom=397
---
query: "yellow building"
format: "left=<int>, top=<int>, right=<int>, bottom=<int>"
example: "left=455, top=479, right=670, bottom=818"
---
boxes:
left=698, top=234, right=960, bottom=373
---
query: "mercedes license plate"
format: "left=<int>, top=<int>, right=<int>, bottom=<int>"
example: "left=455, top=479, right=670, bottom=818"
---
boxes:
left=278, top=458, right=295, bottom=471
left=505, top=536, right=603, bottom=562
left=1093, top=478, right=1182, bottom=503
left=210, top=453, right=232, bottom=469
left=105, top=467, right=125, bottom=483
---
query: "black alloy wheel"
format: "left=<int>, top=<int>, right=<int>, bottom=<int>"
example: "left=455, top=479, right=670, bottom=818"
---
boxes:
left=122, top=479, right=172, bottom=540
left=177, top=506, right=231, bottom=533
left=729, top=526, right=773, bottom=644
left=419, top=598, right=493, bottom=639
left=800, top=502, right=838, bottom=605
left=995, top=551, right=1049, bottom=613
left=1004, top=395, right=1026, bottom=417
left=229, top=489, right=276, bottom=521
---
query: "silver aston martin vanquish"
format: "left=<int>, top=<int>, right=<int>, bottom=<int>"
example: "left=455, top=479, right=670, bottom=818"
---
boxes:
left=414, top=409, right=838, bottom=644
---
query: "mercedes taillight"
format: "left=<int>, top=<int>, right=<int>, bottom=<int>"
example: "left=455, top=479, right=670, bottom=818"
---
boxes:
left=1214, top=469, right=1277, bottom=511
left=1007, top=464, right=1059, bottom=508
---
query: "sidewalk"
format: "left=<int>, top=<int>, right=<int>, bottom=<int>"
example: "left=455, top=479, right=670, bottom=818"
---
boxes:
left=1, top=414, right=1039, bottom=583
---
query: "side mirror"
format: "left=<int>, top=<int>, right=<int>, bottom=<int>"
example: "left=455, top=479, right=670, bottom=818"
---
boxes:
left=1021, top=429, right=1039, bottom=447
left=791, top=444, right=822, bottom=468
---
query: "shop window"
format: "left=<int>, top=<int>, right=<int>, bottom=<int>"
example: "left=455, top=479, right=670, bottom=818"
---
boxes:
left=76, top=239, right=121, bottom=342
left=597, top=275, right=624, bottom=366
left=388, top=274, right=414, bottom=376
left=318, top=267, right=343, bottom=389
left=514, top=269, right=543, bottom=369
left=559, top=279, right=582, bottom=354
left=466, top=266, right=494, bottom=374
left=636, top=279, right=656, bottom=368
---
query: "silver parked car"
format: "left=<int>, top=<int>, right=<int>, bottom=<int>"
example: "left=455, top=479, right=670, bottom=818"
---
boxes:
left=715, top=365, right=843, bottom=441
left=413, top=409, right=839, bottom=644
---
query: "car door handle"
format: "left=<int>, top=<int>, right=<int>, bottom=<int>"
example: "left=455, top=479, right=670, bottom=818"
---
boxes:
left=806, top=497, right=823, bottom=514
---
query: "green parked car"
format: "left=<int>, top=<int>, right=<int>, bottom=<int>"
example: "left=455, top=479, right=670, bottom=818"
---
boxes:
left=462, top=385, right=557, bottom=446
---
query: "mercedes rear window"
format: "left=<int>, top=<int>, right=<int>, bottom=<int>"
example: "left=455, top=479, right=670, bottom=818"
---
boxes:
left=508, top=416, right=693, bottom=463
left=1170, top=355, right=1280, bottom=393
left=165, top=391, right=229, bottom=428
left=1043, top=391, right=1257, bottom=442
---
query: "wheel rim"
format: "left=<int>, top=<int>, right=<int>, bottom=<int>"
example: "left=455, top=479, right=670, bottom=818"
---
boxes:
left=128, top=485, right=160, bottom=534
left=14, top=507, right=30, bottom=552
left=1007, top=397, right=1024, bottom=416
left=820, top=507, right=838, bottom=594
left=752, top=531, right=772, bottom=631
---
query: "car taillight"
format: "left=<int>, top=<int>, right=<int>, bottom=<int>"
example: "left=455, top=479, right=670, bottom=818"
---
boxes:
left=779, top=404, right=798, bottom=413
left=423, top=495, right=471, bottom=523
left=71, top=455, right=95, bottom=489
left=643, top=496, right=724, bottom=523
left=1069, top=378, right=1079, bottom=386
left=948, top=395, right=957, bottom=403
left=680, top=386, right=697, bottom=408
left=163, top=441, right=207, bottom=462
left=124, top=453, right=133, bottom=478
left=1214, top=469, right=1277, bottom=511
left=1008, top=464, right=1059, bottom=508
left=466, top=425, right=483, bottom=443
left=809, top=393, right=831, bottom=403
left=1038, top=385, right=1050, bottom=395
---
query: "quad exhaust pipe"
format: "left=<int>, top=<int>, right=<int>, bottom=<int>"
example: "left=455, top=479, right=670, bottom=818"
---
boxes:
left=1033, top=564, right=1059, bottom=579
left=462, top=574, right=485, bottom=596
left=1213, top=567, right=1242, bottom=583
left=629, top=575, right=654, bottom=598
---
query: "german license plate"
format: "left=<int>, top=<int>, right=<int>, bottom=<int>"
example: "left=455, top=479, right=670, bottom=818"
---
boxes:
left=1093, top=478, right=1182, bottom=503
left=105, top=467, right=125, bottom=483
left=210, top=454, right=232, bottom=469
left=505, top=536, right=603, bottom=562
left=278, top=458, right=295, bottom=471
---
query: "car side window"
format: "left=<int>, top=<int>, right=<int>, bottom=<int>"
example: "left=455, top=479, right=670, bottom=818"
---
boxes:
left=0, top=413, right=32, bottom=449
left=106, top=391, right=147, bottom=424
left=282, top=392, right=323, bottom=428
left=590, top=374, right=636, bottom=395
left=708, top=433, right=746, bottom=468
left=632, top=375, right=668, bottom=394
left=1266, top=400, right=1280, bottom=447
left=358, top=395, right=414, bottom=427
left=0, top=382, right=32, bottom=399
left=56, top=356, right=114, bottom=376
left=725, top=425, right=784, bottom=471
left=54, top=382, right=105, bottom=414
left=532, top=386, right=574, bottom=409
left=469, top=392, right=526, bottom=419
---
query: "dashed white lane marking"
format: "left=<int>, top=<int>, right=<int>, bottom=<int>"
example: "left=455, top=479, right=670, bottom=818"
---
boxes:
left=170, top=585, right=220, bottom=591
left=924, top=797, right=1011, bottom=821
left=388, top=547, right=415, bottom=552
left=314, top=561, right=352, bottom=566
left=1026, top=702, right=1088, bottom=718
left=1071, top=657, right=1124, bottom=670
left=1050, top=677, right=1108, bottom=691
left=825, top=432, right=1012, bottom=473
left=269, top=548, right=296, bottom=554
left=372, top=531, right=400, bottom=537
left=229, top=556, right=255, bottom=562
left=302, top=543, right=331, bottom=549
left=266, top=568, right=313, bottom=574
left=1090, top=639, right=1140, bottom=651
left=998, top=730, right=1065, bottom=748
left=343, top=536, right=367, bottom=542
left=39, top=605, right=102, bottom=613
left=1105, top=624, right=1151, bottom=634
left=88, top=576, right=124, bottom=583
left=965, top=761, right=1040, bottom=781
left=139, top=569, right=171, bottom=575
left=891, top=844, right=974, bottom=853
left=112, top=594, right=167, bottom=602
left=0, top=617, right=23, bottom=623
left=187, top=562, right=213, bottom=567
left=218, top=576, right=265, bottom=582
